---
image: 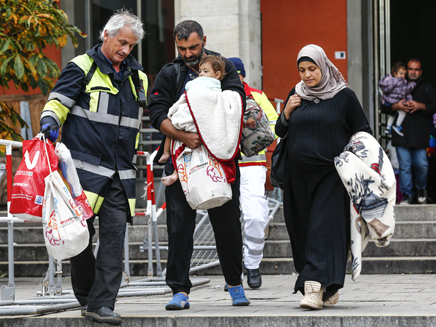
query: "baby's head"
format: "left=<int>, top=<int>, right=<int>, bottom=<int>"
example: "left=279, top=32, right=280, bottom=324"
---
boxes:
left=199, top=55, right=226, bottom=80
left=391, top=61, right=407, bottom=79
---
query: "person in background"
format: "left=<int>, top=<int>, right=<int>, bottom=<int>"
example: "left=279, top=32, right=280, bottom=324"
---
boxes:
left=40, top=9, right=147, bottom=325
left=381, top=58, right=436, bottom=205
left=274, top=44, right=371, bottom=310
left=379, top=61, right=416, bottom=136
left=228, top=57, right=278, bottom=289
left=148, top=20, right=250, bottom=310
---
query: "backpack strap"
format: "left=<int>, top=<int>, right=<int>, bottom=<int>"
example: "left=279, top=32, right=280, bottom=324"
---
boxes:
left=174, top=62, right=186, bottom=100
left=131, top=69, right=147, bottom=107
left=84, top=61, right=98, bottom=86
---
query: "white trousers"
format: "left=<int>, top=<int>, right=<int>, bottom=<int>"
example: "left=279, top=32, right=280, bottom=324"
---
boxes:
left=239, top=165, right=269, bottom=269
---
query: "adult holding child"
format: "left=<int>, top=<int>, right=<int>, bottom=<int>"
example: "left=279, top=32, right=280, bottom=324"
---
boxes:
left=274, top=44, right=372, bottom=309
left=149, top=20, right=249, bottom=309
left=381, top=58, right=436, bottom=205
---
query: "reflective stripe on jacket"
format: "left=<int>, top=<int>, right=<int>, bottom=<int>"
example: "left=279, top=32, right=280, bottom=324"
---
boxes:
left=41, top=45, right=148, bottom=217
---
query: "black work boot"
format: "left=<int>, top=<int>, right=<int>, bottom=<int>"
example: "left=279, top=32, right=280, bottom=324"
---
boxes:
left=246, top=268, right=262, bottom=289
left=85, top=307, right=122, bottom=325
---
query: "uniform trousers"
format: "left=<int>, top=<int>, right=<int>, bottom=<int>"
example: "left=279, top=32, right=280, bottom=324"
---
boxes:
left=239, top=165, right=269, bottom=269
left=70, top=173, right=129, bottom=310
left=164, top=160, right=243, bottom=294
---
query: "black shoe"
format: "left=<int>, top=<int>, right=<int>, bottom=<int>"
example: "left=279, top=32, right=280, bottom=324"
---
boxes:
left=246, top=268, right=262, bottom=289
left=85, top=307, right=122, bottom=325
left=417, top=189, right=427, bottom=204
left=399, top=194, right=412, bottom=205
left=80, top=305, right=87, bottom=316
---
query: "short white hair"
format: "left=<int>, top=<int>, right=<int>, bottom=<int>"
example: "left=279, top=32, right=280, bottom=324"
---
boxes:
left=99, top=9, right=144, bottom=44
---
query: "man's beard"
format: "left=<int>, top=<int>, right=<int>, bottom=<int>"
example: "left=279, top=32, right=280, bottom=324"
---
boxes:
left=183, top=44, right=204, bottom=67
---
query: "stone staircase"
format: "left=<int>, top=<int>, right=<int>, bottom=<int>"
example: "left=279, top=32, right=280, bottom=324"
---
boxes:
left=1, top=203, right=436, bottom=277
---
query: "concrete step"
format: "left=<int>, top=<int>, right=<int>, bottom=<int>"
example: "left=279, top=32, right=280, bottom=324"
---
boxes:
left=2, top=256, right=436, bottom=278
left=2, top=274, right=435, bottom=327
left=5, top=218, right=436, bottom=246
left=2, top=203, right=435, bottom=222
left=4, top=237, right=436, bottom=264
left=267, top=220, right=436, bottom=240
left=0, top=225, right=169, bottom=244
left=394, top=204, right=436, bottom=221
left=5, top=206, right=436, bottom=246
left=262, top=238, right=436, bottom=258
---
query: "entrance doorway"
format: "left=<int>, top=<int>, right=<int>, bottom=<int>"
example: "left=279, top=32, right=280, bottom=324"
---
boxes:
left=373, top=0, right=436, bottom=143
left=391, top=0, right=436, bottom=87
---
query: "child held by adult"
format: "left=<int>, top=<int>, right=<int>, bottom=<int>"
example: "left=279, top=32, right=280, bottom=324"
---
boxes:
left=159, top=55, right=226, bottom=186
left=379, top=61, right=416, bottom=136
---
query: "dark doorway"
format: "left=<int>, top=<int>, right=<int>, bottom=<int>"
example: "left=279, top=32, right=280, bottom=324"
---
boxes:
left=390, top=0, right=436, bottom=87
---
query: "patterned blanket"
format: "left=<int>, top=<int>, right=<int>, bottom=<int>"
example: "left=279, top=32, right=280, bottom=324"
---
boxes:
left=335, top=132, right=396, bottom=281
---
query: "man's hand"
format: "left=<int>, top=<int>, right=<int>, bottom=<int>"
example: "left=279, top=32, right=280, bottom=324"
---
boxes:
left=160, top=118, right=202, bottom=149
left=391, top=99, right=409, bottom=112
left=40, top=117, right=59, bottom=142
left=180, top=131, right=202, bottom=149
left=405, top=100, right=425, bottom=114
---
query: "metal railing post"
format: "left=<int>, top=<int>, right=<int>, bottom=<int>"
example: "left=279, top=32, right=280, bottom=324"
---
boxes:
left=0, top=139, right=23, bottom=301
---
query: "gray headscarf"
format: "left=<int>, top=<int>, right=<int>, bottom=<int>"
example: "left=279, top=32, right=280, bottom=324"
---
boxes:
left=295, top=44, right=348, bottom=101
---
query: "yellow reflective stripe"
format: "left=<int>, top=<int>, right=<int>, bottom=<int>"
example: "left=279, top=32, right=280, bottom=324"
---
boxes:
left=43, top=101, right=69, bottom=125
left=95, top=196, right=105, bottom=214
left=135, top=132, right=139, bottom=149
left=85, top=68, right=118, bottom=95
left=129, top=75, right=137, bottom=101
left=138, top=71, right=148, bottom=105
left=129, top=198, right=136, bottom=217
left=89, top=92, right=99, bottom=113
left=71, top=54, right=94, bottom=74
left=251, top=90, right=278, bottom=137
left=84, top=190, right=99, bottom=211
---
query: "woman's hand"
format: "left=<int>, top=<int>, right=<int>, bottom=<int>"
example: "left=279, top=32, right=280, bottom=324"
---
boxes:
left=283, top=94, right=301, bottom=120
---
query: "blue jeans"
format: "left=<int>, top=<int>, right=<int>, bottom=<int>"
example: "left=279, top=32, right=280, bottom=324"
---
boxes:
left=396, top=146, right=428, bottom=196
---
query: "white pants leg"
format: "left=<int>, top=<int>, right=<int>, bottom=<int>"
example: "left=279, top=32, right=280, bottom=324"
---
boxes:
left=240, top=165, right=269, bottom=269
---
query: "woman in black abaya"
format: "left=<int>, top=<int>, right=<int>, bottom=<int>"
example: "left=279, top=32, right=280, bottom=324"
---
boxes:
left=274, top=44, right=372, bottom=310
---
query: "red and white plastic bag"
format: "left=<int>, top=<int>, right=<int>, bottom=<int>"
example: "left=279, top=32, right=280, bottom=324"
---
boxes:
left=9, top=137, right=58, bottom=222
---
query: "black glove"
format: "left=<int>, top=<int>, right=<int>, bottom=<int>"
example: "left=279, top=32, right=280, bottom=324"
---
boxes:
left=40, top=116, right=60, bottom=142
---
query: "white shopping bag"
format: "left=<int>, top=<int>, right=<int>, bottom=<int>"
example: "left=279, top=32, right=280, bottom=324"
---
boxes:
left=55, top=142, right=94, bottom=219
left=174, top=141, right=232, bottom=210
left=42, top=171, right=89, bottom=261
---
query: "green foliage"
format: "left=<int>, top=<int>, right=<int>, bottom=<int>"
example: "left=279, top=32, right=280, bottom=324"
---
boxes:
left=0, top=0, right=86, bottom=94
left=0, top=0, right=86, bottom=153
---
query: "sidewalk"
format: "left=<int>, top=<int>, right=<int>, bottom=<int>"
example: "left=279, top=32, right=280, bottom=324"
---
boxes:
left=2, top=273, right=436, bottom=326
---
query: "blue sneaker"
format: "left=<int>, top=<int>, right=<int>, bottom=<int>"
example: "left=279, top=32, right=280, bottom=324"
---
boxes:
left=392, top=125, right=404, bottom=137
left=165, top=293, right=190, bottom=310
left=227, top=284, right=250, bottom=306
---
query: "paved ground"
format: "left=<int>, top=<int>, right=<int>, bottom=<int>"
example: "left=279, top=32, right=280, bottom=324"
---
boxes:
left=1, top=273, right=436, bottom=326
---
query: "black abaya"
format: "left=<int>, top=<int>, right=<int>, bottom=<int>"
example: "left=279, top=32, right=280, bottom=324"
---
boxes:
left=275, top=87, right=372, bottom=296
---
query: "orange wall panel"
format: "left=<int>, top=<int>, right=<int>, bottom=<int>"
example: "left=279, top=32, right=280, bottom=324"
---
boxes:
left=261, top=0, right=348, bottom=105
